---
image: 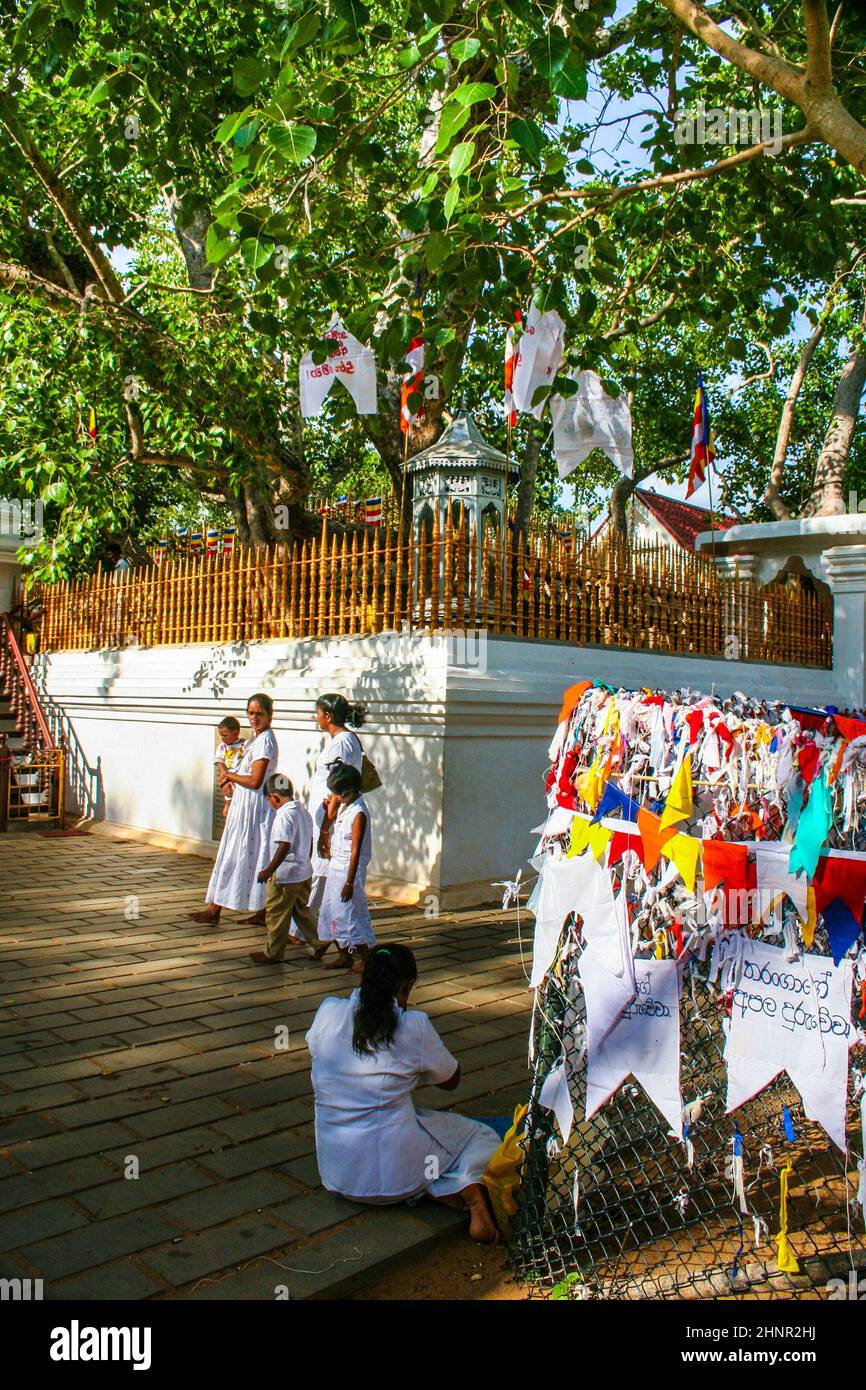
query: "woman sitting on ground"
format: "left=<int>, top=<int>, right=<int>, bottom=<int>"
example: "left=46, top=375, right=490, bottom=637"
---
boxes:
left=306, top=943, right=499, bottom=1242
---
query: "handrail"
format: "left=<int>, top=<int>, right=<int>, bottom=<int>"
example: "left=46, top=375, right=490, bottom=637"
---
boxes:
left=0, top=611, right=55, bottom=750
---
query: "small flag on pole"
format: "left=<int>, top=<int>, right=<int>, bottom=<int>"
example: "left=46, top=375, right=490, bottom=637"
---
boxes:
left=206, top=529, right=218, bottom=558
left=504, top=311, right=520, bottom=427
left=686, top=371, right=716, bottom=498
left=223, top=529, right=235, bottom=556
left=156, top=539, right=167, bottom=565
left=400, top=338, right=425, bottom=434
left=365, top=497, right=382, bottom=526
left=190, top=531, right=202, bottom=553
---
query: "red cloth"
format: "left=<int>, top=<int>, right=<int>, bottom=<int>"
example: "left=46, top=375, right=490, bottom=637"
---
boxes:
left=797, top=742, right=821, bottom=786
left=685, top=709, right=704, bottom=745
left=701, top=840, right=756, bottom=926
left=833, top=714, right=866, bottom=742
left=608, top=828, right=645, bottom=867
left=637, top=807, right=666, bottom=873
left=555, top=747, right=580, bottom=811
left=812, top=855, right=866, bottom=922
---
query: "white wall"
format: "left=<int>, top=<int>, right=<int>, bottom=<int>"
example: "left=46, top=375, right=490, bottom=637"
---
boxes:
left=37, top=631, right=838, bottom=907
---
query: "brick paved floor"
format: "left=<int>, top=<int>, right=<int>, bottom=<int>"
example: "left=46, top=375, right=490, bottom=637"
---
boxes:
left=0, top=832, right=532, bottom=1300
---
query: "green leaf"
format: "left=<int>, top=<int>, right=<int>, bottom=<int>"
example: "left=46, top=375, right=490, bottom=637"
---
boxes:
left=443, top=180, right=460, bottom=222
left=452, top=80, right=496, bottom=106
left=451, top=36, right=480, bottom=65
left=215, top=110, right=249, bottom=144
left=233, top=119, right=261, bottom=149
left=240, top=238, right=273, bottom=270
left=233, top=57, right=268, bottom=97
left=425, top=231, right=451, bottom=272
left=528, top=31, right=569, bottom=77
left=267, top=123, right=317, bottom=162
left=509, top=116, right=545, bottom=166
left=449, top=140, right=475, bottom=180
left=205, top=223, right=236, bottom=265
left=61, top=0, right=85, bottom=18
left=397, top=43, right=421, bottom=68
left=435, top=102, right=471, bottom=153
left=87, top=77, right=114, bottom=106
left=551, top=58, right=588, bottom=101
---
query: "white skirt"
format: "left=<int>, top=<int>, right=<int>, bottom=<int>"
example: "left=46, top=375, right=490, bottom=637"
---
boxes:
left=319, top=857, right=375, bottom=950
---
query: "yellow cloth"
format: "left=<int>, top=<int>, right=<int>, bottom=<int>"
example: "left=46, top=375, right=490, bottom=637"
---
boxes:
left=660, top=831, right=701, bottom=894
left=659, top=753, right=693, bottom=843
left=577, top=754, right=606, bottom=811
left=774, top=1158, right=800, bottom=1274
left=568, top=816, right=612, bottom=863
left=801, top=886, right=818, bottom=948
left=482, top=1104, right=528, bottom=1236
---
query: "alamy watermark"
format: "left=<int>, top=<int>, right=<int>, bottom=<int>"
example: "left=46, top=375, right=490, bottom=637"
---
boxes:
left=0, top=497, right=43, bottom=541
left=674, top=100, right=783, bottom=157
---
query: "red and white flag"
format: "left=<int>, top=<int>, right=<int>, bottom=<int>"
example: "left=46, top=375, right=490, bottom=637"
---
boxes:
left=400, top=336, right=425, bottom=434
left=504, top=312, right=521, bottom=427
left=511, top=301, right=565, bottom=419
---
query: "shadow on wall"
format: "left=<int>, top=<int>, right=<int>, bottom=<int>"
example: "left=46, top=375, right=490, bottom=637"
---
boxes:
left=259, top=641, right=445, bottom=899
left=184, top=642, right=251, bottom=699
left=31, top=655, right=105, bottom=821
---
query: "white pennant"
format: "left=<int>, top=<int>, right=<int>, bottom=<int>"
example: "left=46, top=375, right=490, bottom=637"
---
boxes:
left=299, top=315, right=377, bottom=417
left=725, top=939, right=855, bottom=1151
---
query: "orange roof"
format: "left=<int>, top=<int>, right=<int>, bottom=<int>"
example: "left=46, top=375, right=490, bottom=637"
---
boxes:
left=634, top=489, right=735, bottom=552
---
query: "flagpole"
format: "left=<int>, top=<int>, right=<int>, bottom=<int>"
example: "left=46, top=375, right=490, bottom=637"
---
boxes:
left=702, top=373, right=717, bottom=565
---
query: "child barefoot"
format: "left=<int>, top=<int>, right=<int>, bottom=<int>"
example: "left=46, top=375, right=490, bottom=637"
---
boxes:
left=316, top=761, right=375, bottom=974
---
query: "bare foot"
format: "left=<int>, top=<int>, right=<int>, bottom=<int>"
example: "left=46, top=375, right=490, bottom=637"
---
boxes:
left=189, top=908, right=221, bottom=924
left=322, top=950, right=353, bottom=971
left=238, top=911, right=267, bottom=925
left=308, top=941, right=333, bottom=960
left=462, top=1184, right=499, bottom=1244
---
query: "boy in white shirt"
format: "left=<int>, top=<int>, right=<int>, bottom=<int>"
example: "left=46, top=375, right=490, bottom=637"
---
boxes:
left=250, top=774, right=321, bottom=964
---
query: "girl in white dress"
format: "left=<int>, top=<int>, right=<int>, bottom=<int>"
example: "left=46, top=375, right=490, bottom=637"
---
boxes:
left=189, top=693, right=278, bottom=926
left=307, top=694, right=365, bottom=912
left=315, top=762, right=375, bottom=973
left=306, top=944, right=499, bottom=1242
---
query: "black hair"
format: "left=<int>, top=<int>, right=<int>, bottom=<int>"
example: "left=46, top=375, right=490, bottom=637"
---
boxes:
left=326, top=760, right=362, bottom=797
left=106, top=541, right=121, bottom=557
left=316, top=693, right=366, bottom=729
left=248, top=692, right=274, bottom=719
left=352, top=944, right=418, bottom=1056
left=218, top=715, right=241, bottom=734
left=263, top=772, right=293, bottom=798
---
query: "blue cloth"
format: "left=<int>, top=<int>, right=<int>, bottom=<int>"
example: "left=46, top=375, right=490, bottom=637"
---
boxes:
left=473, top=1115, right=513, bottom=1141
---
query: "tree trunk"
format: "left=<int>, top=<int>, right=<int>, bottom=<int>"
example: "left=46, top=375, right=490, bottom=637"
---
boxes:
left=807, top=344, right=866, bottom=514
left=514, top=422, right=541, bottom=540
left=610, top=473, right=637, bottom=539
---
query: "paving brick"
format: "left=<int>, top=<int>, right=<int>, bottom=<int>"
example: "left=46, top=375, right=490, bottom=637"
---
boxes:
left=161, top=1172, right=295, bottom=1231
left=195, top=1131, right=311, bottom=1180
left=276, top=1152, right=321, bottom=1191
left=123, top=1097, right=238, bottom=1140
left=1, top=1197, right=90, bottom=1250
left=139, top=1215, right=296, bottom=1287
left=209, top=1099, right=312, bottom=1143
left=75, top=1164, right=214, bottom=1221
left=101, top=1127, right=230, bottom=1172
left=21, top=1208, right=179, bottom=1280
left=272, top=1190, right=364, bottom=1235
left=6, top=1122, right=135, bottom=1172
left=47, top=1260, right=165, bottom=1301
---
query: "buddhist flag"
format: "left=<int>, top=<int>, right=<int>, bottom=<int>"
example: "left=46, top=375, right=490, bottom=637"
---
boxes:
left=400, top=337, right=425, bottom=433
left=87, top=406, right=97, bottom=441
left=365, top=497, right=382, bottom=526
left=659, top=753, right=693, bottom=842
left=504, top=311, right=520, bottom=427
left=686, top=371, right=715, bottom=498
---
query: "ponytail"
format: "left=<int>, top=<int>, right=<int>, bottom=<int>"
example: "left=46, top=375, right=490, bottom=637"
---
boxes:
left=352, top=944, right=418, bottom=1056
left=317, top=693, right=367, bottom=729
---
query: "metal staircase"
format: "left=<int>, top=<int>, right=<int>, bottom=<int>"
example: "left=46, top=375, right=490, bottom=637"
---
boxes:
left=0, top=613, right=64, bottom=831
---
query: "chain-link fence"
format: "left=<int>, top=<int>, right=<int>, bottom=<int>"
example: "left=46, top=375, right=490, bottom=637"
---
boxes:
left=509, top=920, right=865, bottom=1299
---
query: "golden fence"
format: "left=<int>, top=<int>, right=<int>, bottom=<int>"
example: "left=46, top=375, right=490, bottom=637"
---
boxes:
left=37, top=519, right=833, bottom=669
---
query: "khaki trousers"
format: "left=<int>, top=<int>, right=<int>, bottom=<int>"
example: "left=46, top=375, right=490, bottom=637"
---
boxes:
left=265, top=876, right=320, bottom=960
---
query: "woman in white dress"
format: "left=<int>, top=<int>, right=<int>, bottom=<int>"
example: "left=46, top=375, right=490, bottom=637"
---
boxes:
left=315, top=761, right=375, bottom=973
left=189, top=693, right=278, bottom=926
left=306, top=944, right=499, bottom=1242
left=307, top=694, right=365, bottom=911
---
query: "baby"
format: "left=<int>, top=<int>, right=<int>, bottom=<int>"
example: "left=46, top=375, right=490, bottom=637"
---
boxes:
left=214, top=716, right=248, bottom=815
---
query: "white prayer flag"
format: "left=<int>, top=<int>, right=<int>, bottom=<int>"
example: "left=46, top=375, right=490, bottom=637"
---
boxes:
left=551, top=370, right=633, bottom=479
left=510, top=302, right=565, bottom=419
left=725, top=939, right=855, bottom=1151
left=580, top=955, right=683, bottom=1134
left=300, top=316, right=377, bottom=417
